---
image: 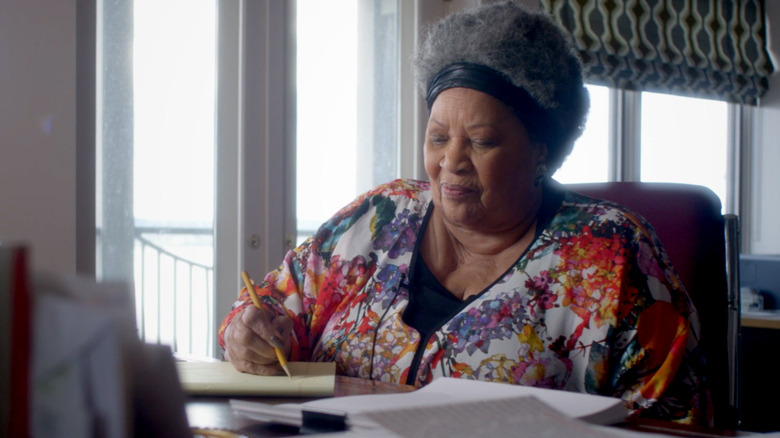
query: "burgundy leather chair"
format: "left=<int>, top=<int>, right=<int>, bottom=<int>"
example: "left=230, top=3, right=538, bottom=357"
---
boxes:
left=567, top=181, right=740, bottom=428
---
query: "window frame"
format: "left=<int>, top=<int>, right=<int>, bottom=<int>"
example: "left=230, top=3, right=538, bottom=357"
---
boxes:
left=214, top=1, right=298, bottom=345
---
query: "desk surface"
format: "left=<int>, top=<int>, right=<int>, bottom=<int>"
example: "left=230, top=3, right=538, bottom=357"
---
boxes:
left=186, top=376, right=748, bottom=438
left=187, top=376, right=415, bottom=436
left=741, top=310, right=780, bottom=330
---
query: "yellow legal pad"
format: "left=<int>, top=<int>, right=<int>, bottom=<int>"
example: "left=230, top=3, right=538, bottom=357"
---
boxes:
left=176, top=361, right=336, bottom=397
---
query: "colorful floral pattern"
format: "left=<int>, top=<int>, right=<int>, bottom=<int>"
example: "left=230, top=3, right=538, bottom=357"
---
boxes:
left=218, top=179, right=710, bottom=424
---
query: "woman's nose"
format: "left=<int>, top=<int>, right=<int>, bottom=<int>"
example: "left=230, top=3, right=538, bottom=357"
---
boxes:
left=440, top=140, right=472, bottom=173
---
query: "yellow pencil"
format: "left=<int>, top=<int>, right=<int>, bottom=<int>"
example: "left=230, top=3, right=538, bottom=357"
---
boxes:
left=240, top=270, right=292, bottom=378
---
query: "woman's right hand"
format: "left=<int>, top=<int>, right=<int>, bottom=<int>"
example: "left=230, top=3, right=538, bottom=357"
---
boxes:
left=223, top=305, right=293, bottom=376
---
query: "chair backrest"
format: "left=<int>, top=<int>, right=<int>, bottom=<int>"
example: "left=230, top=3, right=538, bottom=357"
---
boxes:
left=566, top=181, right=739, bottom=428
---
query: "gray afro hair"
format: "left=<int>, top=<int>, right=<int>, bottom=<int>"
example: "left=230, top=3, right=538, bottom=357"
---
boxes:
left=413, top=1, right=589, bottom=171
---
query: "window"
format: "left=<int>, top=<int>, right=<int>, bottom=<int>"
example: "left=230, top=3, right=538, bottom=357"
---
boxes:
left=554, top=85, right=733, bottom=214
left=97, top=0, right=216, bottom=355
left=132, top=0, right=217, bottom=356
left=295, top=1, right=360, bottom=239
left=296, top=0, right=400, bottom=242
left=554, top=84, right=609, bottom=184
left=97, top=0, right=405, bottom=357
left=98, top=0, right=218, bottom=356
left=640, top=92, right=729, bottom=207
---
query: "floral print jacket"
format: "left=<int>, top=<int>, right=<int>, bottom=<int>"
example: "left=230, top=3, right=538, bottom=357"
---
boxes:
left=218, top=178, right=710, bottom=424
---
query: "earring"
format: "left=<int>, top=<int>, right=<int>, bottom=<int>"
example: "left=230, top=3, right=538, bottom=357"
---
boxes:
left=534, top=163, right=548, bottom=186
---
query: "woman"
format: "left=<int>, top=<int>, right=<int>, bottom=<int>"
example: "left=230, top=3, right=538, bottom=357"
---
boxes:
left=220, top=1, right=709, bottom=424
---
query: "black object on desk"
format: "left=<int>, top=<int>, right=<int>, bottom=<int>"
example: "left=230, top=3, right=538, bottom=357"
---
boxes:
left=299, top=408, right=347, bottom=434
left=739, top=255, right=780, bottom=433
left=740, top=324, right=780, bottom=433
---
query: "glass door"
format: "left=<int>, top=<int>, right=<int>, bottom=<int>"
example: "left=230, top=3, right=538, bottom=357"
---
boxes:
left=98, top=0, right=217, bottom=357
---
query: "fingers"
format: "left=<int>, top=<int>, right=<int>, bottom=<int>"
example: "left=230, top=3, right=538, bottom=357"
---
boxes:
left=223, top=305, right=292, bottom=376
left=231, top=357, right=284, bottom=376
left=270, top=314, right=294, bottom=353
left=242, top=306, right=291, bottom=351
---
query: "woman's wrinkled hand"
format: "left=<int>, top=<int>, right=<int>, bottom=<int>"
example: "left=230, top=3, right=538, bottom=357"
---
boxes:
left=223, top=305, right=293, bottom=376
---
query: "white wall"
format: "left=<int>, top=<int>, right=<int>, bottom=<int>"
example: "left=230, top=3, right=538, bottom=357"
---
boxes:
left=749, top=2, right=780, bottom=254
left=750, top=73, right=780, bottom=254
left=0, top=0, right=77, bottom=274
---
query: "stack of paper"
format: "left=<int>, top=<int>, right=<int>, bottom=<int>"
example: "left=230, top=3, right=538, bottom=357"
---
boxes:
left=28, top=271, right=191, bottom=437
left=31, top=272, right=135, bottom=438
left=232, top=377, right=631, bottom=437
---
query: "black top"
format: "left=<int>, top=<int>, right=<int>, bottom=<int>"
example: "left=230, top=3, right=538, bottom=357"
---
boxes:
left=403, top=257, right=474, bottom=340
left=402, top=182, right=565, bottom=340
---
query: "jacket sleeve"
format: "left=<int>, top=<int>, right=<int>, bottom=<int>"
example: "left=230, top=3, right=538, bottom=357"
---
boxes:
left=217, top=180, right=413, bottom=360
left=609, top=212, right=712, bottom=425
left=217, top=239, right=324, bottom=361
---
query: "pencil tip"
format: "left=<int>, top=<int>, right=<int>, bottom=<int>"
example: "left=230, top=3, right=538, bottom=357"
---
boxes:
left=282, top=364, right=292, bottom=378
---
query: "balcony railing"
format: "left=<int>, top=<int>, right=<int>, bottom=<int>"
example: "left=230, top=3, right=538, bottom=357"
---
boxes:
left=134, top=226, right=214, bottom=357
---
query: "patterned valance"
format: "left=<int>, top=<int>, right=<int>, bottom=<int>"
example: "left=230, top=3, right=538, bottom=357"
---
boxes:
left=540, top=0, right=775, bottom=105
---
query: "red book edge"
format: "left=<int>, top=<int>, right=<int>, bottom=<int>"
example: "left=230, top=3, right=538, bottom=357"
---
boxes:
left=9, top=246, right=30, bottom=437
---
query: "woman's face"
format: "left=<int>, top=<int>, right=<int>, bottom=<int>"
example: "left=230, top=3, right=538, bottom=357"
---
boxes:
left=424, top=87, right=546, bottom=232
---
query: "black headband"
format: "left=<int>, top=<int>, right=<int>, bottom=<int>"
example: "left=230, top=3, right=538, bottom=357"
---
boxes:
left=424, top=63, right=548, bottom=139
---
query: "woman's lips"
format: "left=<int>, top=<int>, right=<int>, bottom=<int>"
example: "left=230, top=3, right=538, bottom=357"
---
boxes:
left=440, top=182, right=478, bottom=199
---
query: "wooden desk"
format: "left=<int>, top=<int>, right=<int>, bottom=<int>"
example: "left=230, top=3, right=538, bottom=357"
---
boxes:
left=620, top=418, right=746, bottom=437
left=741, top=310, right=780, bottom=330
left=186, top=376, right=748, bottom=438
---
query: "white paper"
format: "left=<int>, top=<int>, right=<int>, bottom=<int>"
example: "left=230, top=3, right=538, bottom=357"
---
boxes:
left=232, top=377, right=630, bottom=436
left=230, top=400, right=305, bottom=427
left=353, top=395, right=630, bottom=438
left=30, top=273, right=135, bottom=438
left=304, top=377, right=628, bottom=425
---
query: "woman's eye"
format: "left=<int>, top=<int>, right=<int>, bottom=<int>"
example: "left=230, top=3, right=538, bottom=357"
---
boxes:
left=472, top=138, right=496, bottom=148
left=428, top=135, right=447, bottom=145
